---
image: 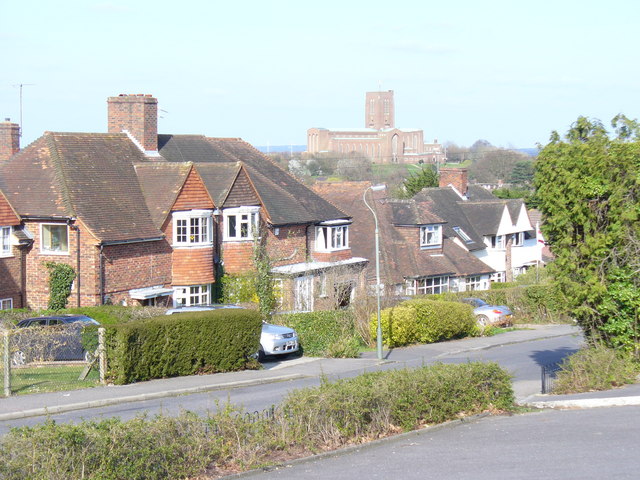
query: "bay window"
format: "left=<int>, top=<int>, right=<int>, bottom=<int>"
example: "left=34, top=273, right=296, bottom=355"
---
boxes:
left=316, top=224, right=349, bottom=252
left=224, top=206, right=260, bottom=241
left=173, top=210, right=213, bottom=246
left=173, top=284, right=211, bottom=307
left=1, top=226, right=11, bottom=256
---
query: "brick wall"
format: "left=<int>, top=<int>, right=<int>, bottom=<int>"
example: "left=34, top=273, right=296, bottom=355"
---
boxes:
left=267, top=225, right=307, bottom=266
left=0, top=120, right=20, bottom=161
left=107, top=94, right=158, bottom=152
left=172, top=247, right=215, bottom=284
left=439, top=168, right=468, bottom=196
left=0, top=244, right=24, bottom=308
left=222, top=241, right=254, bottom=273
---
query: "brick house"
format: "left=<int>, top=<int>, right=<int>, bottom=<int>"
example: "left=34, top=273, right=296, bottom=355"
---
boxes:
left=0, top=94, right=367, bottom=311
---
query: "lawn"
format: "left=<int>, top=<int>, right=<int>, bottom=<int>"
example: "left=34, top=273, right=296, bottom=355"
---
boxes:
left=1, top=363, right=101, bottom=396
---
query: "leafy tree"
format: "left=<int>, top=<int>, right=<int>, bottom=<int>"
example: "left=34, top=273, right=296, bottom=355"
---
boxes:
left=535, top=115, right=640, bottom=355
left=399, top=164, right=439, bottom=198
left=509, top=160, right=535, bottom=186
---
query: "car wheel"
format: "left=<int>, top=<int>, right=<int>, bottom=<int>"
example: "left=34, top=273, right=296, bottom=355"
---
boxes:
left=257, top=347, right=266, bottom=362
left=476, top=315, right=490, bottom=327
left=11, top=350, right=26, bottom=367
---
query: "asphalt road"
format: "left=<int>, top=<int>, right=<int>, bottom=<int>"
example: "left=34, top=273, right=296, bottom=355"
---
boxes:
left=0, top=326, right=582, bottom=435
left=247, top=405, right=640, bottom=480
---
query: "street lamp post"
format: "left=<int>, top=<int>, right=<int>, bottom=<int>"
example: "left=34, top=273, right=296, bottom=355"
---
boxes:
left=363, top=184, right=386, bottom=360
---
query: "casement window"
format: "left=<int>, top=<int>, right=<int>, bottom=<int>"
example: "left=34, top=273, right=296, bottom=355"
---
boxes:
left=420, top=225, right=442, bottom=248
left=0, top=226, right=11, bottom=257
left=453, top=226, right=472, bottom=244
left=41, top=224, right=69, bottom=254
left=491, top=271, right=506, bottom=283
left=511, top=232, right=524, bottom=247
left=172, top=284, right=211, bottom=307
left=224, top=207, right=260, bottom=241
left=316, top=225, right=349, bottom=252
left=466, top=275, right=482, bottom=291
left=173, top=210, right=213, bottom=246
left=489, top=235, right=506, bottom=249
left=405, top=276, right=449, bottom=296
left=0, top=298, right=13, bottom=310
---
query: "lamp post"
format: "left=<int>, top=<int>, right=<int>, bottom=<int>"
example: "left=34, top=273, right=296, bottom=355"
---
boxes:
left=363, top=183, right=386, bottom=360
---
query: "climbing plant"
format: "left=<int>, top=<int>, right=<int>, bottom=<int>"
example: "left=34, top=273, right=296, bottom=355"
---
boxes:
left=45, top=262, right=76, bottom=310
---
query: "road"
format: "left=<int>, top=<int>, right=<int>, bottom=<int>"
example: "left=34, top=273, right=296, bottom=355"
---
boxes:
left=249, top=405, right=640, bottom=480
left=0, top=325, right=582, bottom=435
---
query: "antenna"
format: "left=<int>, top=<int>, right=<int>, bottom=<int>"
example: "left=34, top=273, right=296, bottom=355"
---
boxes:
left=12, top=83, right=35, bottom=137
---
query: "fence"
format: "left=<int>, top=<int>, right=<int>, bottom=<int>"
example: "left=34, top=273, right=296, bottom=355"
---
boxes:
left=541, top=361, right=563, bottom=394
left=1, top=327, right=106, bottom=397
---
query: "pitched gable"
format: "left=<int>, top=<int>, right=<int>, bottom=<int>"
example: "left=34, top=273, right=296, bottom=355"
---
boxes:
left=136, top=162, right=192, bottom=228
left=0, top=189, right=20, bottom=226
left=223, top=167, right=260, bottom=208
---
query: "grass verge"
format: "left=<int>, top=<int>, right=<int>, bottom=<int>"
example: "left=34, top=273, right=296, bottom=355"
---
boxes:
left=1, top=364, right=100, bottom=396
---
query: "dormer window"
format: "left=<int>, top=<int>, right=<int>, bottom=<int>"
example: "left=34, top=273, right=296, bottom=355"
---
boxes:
left=224, top=206, right=260, bottom=241
left=173, top=210, right=213, bottom=246
left=316, top=224, right=349, bottom=252
left=420, top=225, right=442, bottom=248
left=453, top=226, right=472, bottom=244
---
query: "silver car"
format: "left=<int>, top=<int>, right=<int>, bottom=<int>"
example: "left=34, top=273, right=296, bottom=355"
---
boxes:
left=165, top=305, right=299, bottom=361
left=461, top=298, right=513, bottom=326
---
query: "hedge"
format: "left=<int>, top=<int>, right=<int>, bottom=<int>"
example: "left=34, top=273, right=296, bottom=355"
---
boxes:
left=276, top=310, right=363, bottom=357
left=372, top=298, right=475, bottom=348
left=104, top=309, right=262, bottom=384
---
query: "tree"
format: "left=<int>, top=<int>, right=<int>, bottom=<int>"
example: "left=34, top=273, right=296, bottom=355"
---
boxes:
left=535, top=115, right=640, bottom=355
left=399, top=164, right=439, bottom=198
left=509, top=160, right=535, bottom=186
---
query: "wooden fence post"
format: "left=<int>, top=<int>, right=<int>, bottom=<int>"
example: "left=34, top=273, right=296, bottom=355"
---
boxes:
left=98, top=327, right=106, bottom=384
left=3, top=331, right=10, bottom=397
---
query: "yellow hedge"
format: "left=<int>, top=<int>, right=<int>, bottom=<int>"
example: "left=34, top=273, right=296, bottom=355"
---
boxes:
left=371, top=298, right=475, bottom=347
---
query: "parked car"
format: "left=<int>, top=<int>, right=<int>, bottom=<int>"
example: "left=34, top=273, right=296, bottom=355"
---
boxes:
left=11, top=314, right=100, bottom=366
left=165, top=305, right=300, bottom=361
left=460, top=298, right=513, bottom=326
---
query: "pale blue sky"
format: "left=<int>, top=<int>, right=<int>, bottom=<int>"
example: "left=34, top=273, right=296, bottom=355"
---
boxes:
left=2, top=0, right=639, bottom=149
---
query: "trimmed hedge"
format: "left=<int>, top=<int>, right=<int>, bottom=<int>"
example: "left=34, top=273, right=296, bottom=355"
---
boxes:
left=372, top=298, right=475, bottom=347
left=276, top=310, right=363, bottom=357
left=104, top=309, right=262, bottom=384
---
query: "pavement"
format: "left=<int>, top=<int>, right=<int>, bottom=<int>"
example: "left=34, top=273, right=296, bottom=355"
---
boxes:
left=2, top=324, right=639, bottom=422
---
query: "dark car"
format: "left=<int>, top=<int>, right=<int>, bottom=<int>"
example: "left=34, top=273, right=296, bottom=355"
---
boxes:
left=11, top=314, right=99, bottom=366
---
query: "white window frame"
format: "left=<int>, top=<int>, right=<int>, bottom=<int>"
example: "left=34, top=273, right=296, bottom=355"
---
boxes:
left=406, top=276, right=449, bottom=295
left=0, top=298, right=13, bottom=310
left=420, top=224, right=442, bottom=248
left=512, top=232, right=524, bottom=247
left=41, top=223, right=69, bottom=255
left=316, top=225, right=349, bottom=252
left=223, top=206, right=260, bottom=241
left=490, top=235, right=506, bottom=249
left=491, top=271, right=506, bottom=283
left=466, top=275, right=482, bottom=291
left=0, top=226, right=12, bottom=257
left=172, top=284, right=211, bottom=307
left=172, top=210, right=213, bottom=247
left=453, top=226, right=472, bottom=244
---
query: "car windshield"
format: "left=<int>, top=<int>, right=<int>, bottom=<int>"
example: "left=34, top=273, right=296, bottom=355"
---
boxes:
left=463, top=298, right=488, bottom=308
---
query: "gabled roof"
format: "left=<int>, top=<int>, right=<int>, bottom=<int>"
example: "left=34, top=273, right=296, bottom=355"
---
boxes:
left=135, top=162, right=192, bottom=228
left=156, top=134, right=349, bottom=226
left=414, top=188, right=486, bottom=251
left=0, top=132, right=162, bottom=243
left=312, top=181, right=494, bottom=285
left=0, top=188, right=21, bottom=226
left=194, top=162, right=243, bottom=206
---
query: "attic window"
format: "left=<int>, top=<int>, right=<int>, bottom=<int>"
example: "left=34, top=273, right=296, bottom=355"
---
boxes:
left=453, top=226, right=472, bottom=244
left=420, top=225, right=442, bottom=249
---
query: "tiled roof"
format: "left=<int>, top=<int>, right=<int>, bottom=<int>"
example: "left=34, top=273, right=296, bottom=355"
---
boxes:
left=135, top=162, right=192, bottom=228
left=1, top=132, right=162, bottom=243
left=157, top=135, right=348, bottom=225
left=194, top=163, right=243, bottom=206
left=311, top=181, right=493, bottom=285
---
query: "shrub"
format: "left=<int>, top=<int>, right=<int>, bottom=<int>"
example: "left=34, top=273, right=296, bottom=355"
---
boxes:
left=372, top=298, right=475, bottom=347
left=552, top=345, right=640, bottom=394
left=104, top=309, right=262, bottom=384
left=277, top=310, right=363, bottom=357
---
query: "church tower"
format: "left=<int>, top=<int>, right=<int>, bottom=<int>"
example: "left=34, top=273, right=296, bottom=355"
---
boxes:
left=365, top=90, right=395, bottom=130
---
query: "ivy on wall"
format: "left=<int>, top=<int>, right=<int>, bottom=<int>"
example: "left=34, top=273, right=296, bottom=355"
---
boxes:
left=45, top=262, right=76, bottom=310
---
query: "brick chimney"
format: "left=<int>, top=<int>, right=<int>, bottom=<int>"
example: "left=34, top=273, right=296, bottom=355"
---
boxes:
left=439, top=167, right=468, bottom=197
left=0, top=118, right=20, bottom=161
left=107, top=94, right=158, bottom=152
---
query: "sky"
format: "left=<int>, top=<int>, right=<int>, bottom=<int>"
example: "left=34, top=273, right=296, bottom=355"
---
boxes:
left=1, top=0, right=639, bottom=150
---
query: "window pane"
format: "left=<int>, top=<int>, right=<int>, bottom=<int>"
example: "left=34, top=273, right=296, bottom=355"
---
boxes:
left=228, top=215, right=237, bottom=238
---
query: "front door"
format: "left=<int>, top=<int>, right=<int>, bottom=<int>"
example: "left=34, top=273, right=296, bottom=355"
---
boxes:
left=294, top=276, right=313, bottom=312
